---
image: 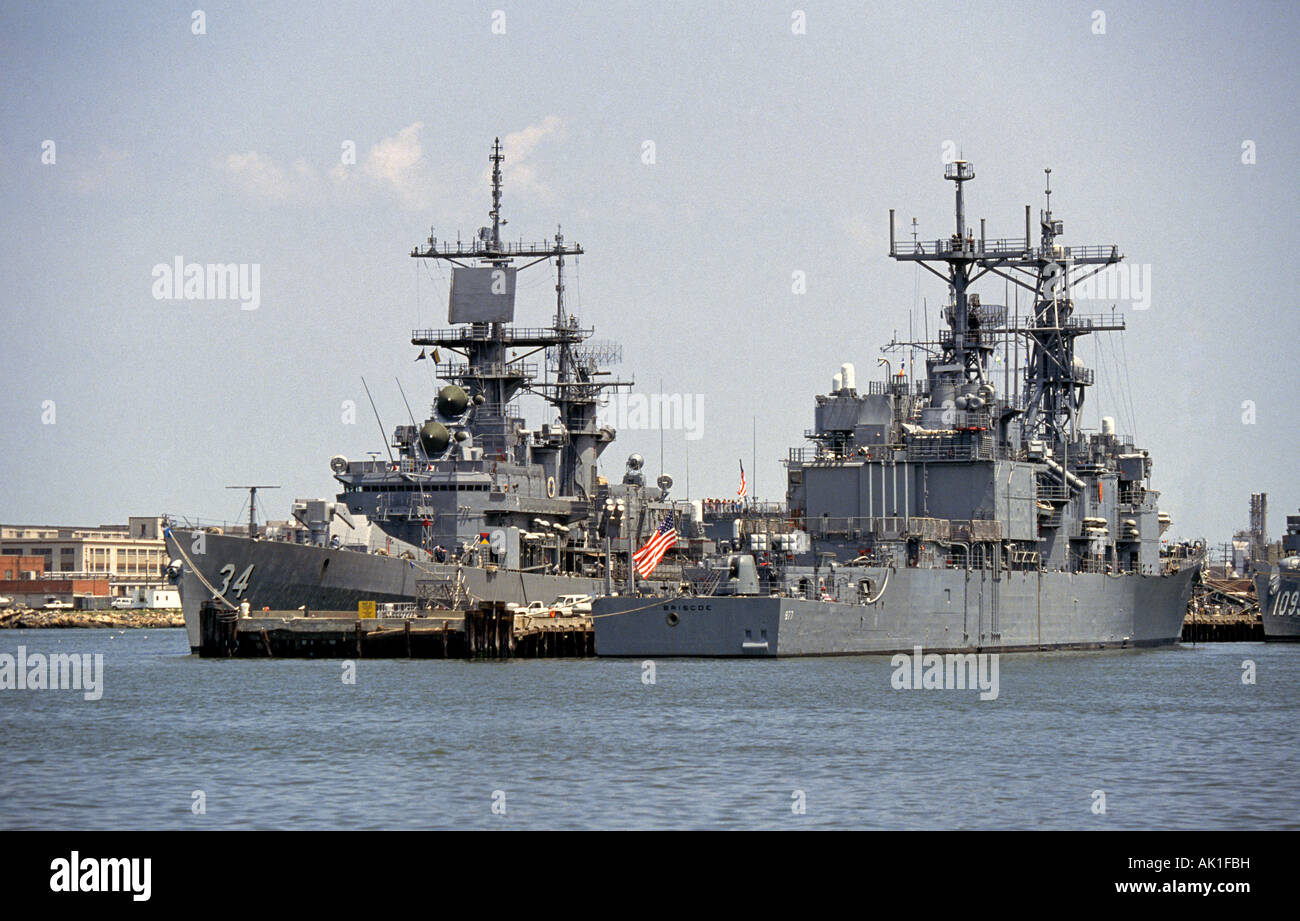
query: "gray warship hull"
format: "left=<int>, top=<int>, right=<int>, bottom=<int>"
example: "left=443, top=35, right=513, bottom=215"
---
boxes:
left=593, top=565, right=1196, bottom=656
left=1254, top=568, right=1300, bottom=641
left=165, top=528, right=603, bottom=653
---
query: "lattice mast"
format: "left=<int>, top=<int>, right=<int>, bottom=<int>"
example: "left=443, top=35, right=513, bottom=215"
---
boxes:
left=889, top=161, right=1126, bottom=448
left=408, top=138, right=629, bottom=497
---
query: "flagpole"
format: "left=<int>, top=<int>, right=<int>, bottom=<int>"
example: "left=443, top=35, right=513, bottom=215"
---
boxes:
left=751, top=416, right=756, bottom=510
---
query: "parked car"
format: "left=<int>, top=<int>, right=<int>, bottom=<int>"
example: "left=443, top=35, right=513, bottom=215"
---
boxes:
left=111, top=597, right=134, bottom=610
left=42, top=598, right=74, bottom=610
left=0, top=596, right=12, bottom=607
left=506, top=600, right=553, bottom=617
left=553, top=594, right=593, bottom=615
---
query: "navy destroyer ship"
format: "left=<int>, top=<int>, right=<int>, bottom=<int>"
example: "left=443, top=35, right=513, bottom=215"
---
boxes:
left=594, top=161, right=1201, bottom=656
left=1254, top=510, right=1300, bottom=641
left=165, top=140, right=695, bottom=652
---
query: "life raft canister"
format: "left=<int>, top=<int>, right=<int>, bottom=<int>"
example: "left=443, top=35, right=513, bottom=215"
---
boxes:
left=546, top=476, right=556, bottom=498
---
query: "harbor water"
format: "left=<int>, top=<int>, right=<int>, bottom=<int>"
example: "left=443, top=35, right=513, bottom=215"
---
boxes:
left=0, top=628, right=1296, bottom=830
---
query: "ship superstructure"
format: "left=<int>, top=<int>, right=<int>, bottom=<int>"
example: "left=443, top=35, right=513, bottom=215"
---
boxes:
left=166, top=140, right=696, bottom=650
left=594, top=161, right=1201, bottom=656
left=331, top=138, right=638, bottom=568
left=783, top=161, right=1169, bottom=578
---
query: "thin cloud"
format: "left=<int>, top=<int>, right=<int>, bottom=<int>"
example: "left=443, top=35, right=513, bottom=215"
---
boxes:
left=67, top=146, right=131, bottom=194
left=361, top=122, right=434, bottom=210
left=221, top=122, right=437, bottom=210
left=842, top=214, right=887, bottom=254
left=486, top=115, right=567, bottom=202
left=222, top=151, right=319, bottom=201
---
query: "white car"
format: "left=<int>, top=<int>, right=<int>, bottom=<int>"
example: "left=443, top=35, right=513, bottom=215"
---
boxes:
left=553, top=594, right=593, bottom=615
left=0, top=596, right=12, bottom=607
left=42, top=599, right=74, bottom=610
left=110, top=597, right=134, bottom=610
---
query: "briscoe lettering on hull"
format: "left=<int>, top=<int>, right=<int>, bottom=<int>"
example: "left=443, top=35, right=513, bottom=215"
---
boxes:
left=594, top=566, right=1196, bottom=657
left=594, top=160, right=1201, bottom=657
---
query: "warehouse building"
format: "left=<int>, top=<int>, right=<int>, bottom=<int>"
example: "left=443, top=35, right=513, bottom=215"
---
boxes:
left=0, top=517, right=169, bottom=599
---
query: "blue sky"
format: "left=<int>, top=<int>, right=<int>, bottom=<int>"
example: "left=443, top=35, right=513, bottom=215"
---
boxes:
left=1, top=0, right=1297, bottom=545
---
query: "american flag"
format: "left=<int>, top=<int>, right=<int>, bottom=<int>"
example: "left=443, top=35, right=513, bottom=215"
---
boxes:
left=737, top=460, right=748, bottom=498
left=633, top=512, right=677, bottom=579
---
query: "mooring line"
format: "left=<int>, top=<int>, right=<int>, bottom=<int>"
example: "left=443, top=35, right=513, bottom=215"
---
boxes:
left=170, top=536, right=239, bottom=611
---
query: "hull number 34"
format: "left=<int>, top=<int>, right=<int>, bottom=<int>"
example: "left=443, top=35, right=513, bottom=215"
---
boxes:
left=216, top=563, right=255, bottom=599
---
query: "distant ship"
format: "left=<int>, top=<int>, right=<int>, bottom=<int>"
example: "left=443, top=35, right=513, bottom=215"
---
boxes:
left=165, top=140, right=692, bottom=652
left=595, top=161, right=1201, bottom=656
left=1253, top=510, right=1300, bottom=641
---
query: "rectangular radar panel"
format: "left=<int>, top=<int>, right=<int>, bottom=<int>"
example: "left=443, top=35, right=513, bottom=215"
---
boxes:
left=448, top=266, right=517, bottom=324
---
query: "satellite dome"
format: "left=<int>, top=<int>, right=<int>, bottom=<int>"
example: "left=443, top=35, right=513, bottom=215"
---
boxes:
left=419, top=421, right=450, bottom=454
left=436, top=384, right=470, bottom=417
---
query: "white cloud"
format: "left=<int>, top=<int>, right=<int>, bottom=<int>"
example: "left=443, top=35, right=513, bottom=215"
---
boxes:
left=362, top=122, right=434, bottom=210
left=487, top=115, right=567, bottom=201
left=221, top=122, right=436, bottom=210
left=222, top=151, right=319, bottom=201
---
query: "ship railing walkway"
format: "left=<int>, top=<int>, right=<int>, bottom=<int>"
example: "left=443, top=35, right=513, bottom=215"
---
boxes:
left=441, top=360, right=538, bottom=379
left=893, top=238, right=1121, bottom=263
left=786, top=435, right=1012, bottom=465
left=412, top=325, right=589, bottom=345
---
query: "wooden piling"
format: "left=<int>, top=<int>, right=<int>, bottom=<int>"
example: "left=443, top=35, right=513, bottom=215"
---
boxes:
left=198, top=601, right=239, bottom=658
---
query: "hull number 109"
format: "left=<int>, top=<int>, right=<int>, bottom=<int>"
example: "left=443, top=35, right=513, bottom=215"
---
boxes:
left=1272, top=588, right=1299, bottom=618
